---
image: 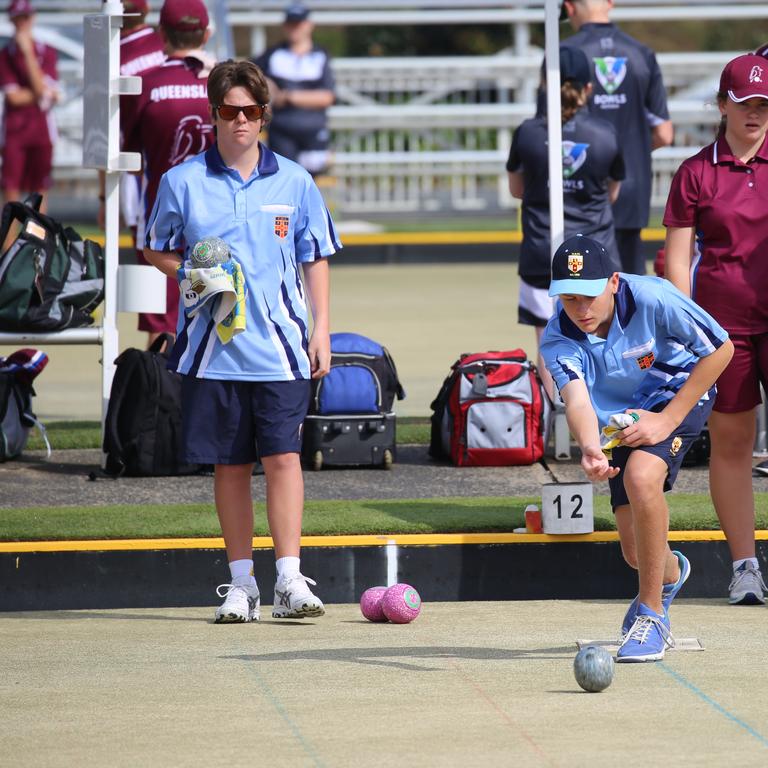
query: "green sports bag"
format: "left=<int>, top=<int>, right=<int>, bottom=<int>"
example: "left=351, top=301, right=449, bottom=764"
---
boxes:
left=0, top=194, right=104, bottom=332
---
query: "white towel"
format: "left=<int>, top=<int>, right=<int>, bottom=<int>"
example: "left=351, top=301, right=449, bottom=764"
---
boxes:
left=178, top=262, right=237, bottom=323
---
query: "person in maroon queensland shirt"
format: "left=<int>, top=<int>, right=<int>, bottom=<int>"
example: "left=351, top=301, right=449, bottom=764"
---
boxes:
left=121, top=0, right=215, bottom=348
left=98, top=0, right=166, bottom=234
left=664, top=54, right=768, bottom=606
left=0, top=0, right=59, bottom=217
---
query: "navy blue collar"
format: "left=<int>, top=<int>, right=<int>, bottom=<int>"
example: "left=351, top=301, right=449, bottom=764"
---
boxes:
left=614, top=277, right=636, bottom=329
left=558, top=277, right=635, bottom=341
left=204, top=142, right=279, bottom=177
left=558, top=308, right=587, bottom=341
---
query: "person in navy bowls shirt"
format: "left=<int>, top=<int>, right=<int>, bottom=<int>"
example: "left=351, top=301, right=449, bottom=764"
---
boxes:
left=507, top=46, right=624, bottom=398
left=252, top=3, right=335, bottom=176
left=664, top=54, right=768, bottom=606
left=557, top=0, right=673, bottom=275
left=541, top=234, right=732, bottom=662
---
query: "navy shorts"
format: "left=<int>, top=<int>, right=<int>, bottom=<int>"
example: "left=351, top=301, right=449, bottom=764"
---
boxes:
left=608, top=390, right=715, bottom=509
left=180, top=377, right=311, bottom=465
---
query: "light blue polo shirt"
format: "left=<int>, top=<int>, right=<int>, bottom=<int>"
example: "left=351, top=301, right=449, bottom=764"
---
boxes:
left=540, top=274, right=728, bottom=428
left=145, top=143, right=341, bottom=381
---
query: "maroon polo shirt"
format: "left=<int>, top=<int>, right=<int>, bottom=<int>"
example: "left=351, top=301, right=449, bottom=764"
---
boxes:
left=120, top=25, right=165, bottom=78
left=663, top=134, right=768, bottom=334
left=119, top=25, right=165, bottom=137
left=121, top=56, right=214, bottom=235
left=0, top=40, right=57, bottom=144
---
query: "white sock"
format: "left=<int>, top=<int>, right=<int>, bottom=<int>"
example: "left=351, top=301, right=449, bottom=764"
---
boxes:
left=733, top=558, right=759, bottom=573
left=276, top=556, right=300, bottom=580
left=229, top=559, right=256, bottom=586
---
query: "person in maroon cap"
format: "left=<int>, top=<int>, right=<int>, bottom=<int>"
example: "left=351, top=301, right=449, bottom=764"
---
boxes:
left=664, top=54, right=768, bottom=606
left=0, top=0, right=59, bottom=230
left=121, top=0, right=216, bottom=348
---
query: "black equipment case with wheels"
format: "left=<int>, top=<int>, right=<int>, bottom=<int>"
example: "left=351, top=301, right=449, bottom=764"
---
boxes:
left=302, top=333, right=404, bottom=470
left=302, top=412, right=396, bottom=470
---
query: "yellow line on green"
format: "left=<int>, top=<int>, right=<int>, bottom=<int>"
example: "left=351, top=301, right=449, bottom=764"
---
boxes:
left=92, top=228, right=667, bottom=250
left=1, top=529, right=765, bottom=553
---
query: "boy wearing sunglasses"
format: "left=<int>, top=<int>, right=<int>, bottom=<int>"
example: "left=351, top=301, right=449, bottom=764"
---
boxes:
left=144, top=59, right=341, bottom=625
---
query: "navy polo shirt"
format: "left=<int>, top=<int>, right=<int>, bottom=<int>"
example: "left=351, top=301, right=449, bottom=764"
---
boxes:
left=253, top=43, right=334, bottom=137
left=507, top=110, right=625, bottom=283
left=558, top=23, right=670, bottom=229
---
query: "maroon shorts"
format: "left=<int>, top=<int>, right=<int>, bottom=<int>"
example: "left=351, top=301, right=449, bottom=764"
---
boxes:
left=136, top=249, right=180, bottom=334
left=1, top=140, right=53, bottom=192
left=713, top=332, right=768, bottom=413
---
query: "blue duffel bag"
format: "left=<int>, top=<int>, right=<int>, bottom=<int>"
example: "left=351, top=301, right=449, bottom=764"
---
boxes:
left=310, top=332, right=405, bottom=415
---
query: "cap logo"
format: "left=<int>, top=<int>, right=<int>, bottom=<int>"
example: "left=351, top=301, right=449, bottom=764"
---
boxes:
left=567, top=253, right=583, bottom=275
left=749, top=65, right=764, bottom=83
left=180, top=14, right=201, bottom=25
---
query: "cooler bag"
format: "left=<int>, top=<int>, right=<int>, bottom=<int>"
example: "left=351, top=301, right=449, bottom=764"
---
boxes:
left=429, top=349, right=552, bottom=467
left=302, top=332, right=405, bottom=470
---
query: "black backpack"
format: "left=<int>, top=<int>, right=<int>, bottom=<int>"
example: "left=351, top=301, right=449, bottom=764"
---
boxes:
left=0, top=193, right=104, bottom=332
left=103, top=334, right=201, bottom=477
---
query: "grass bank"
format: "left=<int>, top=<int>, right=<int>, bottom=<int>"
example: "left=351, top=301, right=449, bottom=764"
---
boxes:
left=3, top=495, right=768, bottom=541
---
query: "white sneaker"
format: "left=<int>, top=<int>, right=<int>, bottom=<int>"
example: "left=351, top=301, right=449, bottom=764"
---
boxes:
left=272, top=573, right=325, bottom=619
left=728, top=563, right=767, bottom=605
left=214, top=582, right=261, bottom=623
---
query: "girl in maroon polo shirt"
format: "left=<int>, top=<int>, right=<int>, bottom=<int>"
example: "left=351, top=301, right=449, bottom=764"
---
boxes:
left=664, top=54, right=768, bottom=606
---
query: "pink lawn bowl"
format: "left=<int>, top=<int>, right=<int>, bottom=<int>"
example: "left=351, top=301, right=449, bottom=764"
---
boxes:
left=381, top=583, right=422, bottom=624
left=359, top=586, right=388, bottom=622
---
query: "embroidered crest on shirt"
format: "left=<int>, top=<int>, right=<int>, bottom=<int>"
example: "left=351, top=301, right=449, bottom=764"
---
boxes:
left=274, top=215, right=289, bottom=238
left=669, top=436, right=683, bottom=457
left=594, top=57, right=627, bottom=94
left=637, top=352, right=655, bottom=370
left=568, top=252, right=584, bottom=275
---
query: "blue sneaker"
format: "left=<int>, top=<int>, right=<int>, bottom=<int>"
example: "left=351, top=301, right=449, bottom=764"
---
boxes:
left=620, top=551, right=691, bottom=637
left=617, top=603, right=674, bottom=663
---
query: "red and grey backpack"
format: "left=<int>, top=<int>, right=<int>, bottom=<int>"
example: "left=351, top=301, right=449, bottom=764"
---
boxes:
left=429, top=349, right=552, bottom=467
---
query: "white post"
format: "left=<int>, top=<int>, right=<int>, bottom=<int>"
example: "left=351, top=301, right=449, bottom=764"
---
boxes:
left=83, top=1, right=141, bottom=452
left=544, top=0, right=564, bottom=258
left=102, top=4, right=121, bottom=439
left=544, top=0, right=571, bottom=460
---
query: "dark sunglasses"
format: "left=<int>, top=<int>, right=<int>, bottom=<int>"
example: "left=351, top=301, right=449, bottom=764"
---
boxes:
left=215, top=104, right=266, bottom=121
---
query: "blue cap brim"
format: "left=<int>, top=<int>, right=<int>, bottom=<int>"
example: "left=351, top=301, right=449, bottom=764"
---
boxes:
left=548, top=277, right=608, bottom=297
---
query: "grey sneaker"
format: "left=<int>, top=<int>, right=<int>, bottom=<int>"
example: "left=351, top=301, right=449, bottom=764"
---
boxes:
left=728, top=563, right=766, bottom=605
left=272, top=573, right=325, bottom=619
left=215, top=582, right=261, bottom=623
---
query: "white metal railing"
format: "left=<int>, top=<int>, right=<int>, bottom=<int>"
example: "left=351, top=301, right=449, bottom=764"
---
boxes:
left=40, top=2, right=764, bottom=215
left=326, top=146, right=701, bottom=214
